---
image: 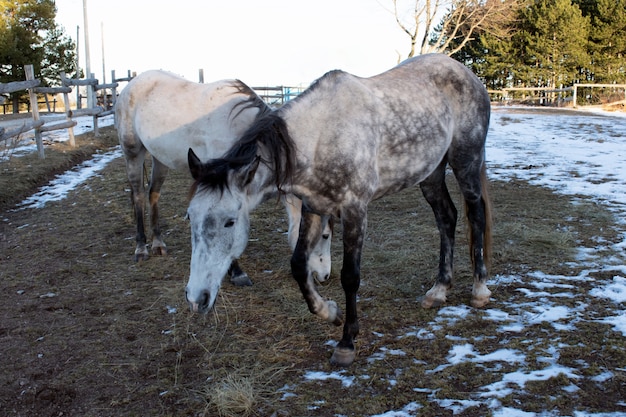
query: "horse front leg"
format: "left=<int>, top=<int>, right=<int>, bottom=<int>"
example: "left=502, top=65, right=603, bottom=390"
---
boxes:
left=291, top=210, right=343, bottom=326
left=330, top=205, right=366, bottom=367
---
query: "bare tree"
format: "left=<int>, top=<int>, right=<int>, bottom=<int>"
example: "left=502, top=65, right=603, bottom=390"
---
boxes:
left=392, top=0, right=522, bottom=58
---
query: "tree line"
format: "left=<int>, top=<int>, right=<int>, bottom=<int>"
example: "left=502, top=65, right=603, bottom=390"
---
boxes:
left=2, top=0, right=624, bottom=114
left=442, top=0, right=626, bottom=89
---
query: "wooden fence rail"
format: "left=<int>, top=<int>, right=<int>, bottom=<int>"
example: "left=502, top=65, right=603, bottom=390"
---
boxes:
left=490, top=84, right=626, bottom=108
left=0, top=66, right=133, bottom=158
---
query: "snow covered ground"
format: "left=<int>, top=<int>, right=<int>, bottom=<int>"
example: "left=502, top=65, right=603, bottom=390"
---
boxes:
left=5, top=114, right=120, bottom=209
left=0, top=113, right=116, bottom=160
left=9, top=107, right=626, bottom=416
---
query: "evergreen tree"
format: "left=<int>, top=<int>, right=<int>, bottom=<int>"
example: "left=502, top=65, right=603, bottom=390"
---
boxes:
left=576, top=0, right=626, bottom=83
left=514, top=0, right=589, bottom=87
left=0, top=0, right=77, bottom=111
left=452, top=0, right=625, bottom=91
left=40, top=26, right=78, bottom=84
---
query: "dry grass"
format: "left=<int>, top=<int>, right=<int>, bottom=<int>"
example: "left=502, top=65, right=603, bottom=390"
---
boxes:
left=0, top=123, right=119, bottom=211
left=0, top=124, right=624, bottom=416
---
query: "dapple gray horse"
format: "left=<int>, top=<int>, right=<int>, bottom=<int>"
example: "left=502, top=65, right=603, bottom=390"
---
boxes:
left=185, top=54, right=492, bottom=366
left=116, top=70, right=332, bottom=285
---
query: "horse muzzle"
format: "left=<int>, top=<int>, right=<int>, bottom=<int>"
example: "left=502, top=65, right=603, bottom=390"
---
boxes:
left=186, top=288, right=212, bottom=314
left=312, top=270, right=331, bottom=286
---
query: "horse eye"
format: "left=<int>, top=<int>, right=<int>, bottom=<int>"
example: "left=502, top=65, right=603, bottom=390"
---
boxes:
left=322, top=234, right=330, bottom=240
left=224, top=219, right=235, bottom=228
left=185, top=212, right=190, bottom=221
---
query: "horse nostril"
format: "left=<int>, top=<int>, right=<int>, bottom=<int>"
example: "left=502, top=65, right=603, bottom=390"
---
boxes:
left=199, top=290, right=210, bottom=311
left=186, top=288, right=211, bottom=313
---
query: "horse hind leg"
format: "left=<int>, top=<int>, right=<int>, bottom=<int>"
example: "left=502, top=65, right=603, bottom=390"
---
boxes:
left=457, top=164, right=492, bottom=308
left=228, top=260, right=252, bottom=286
left=419, top=162, right=458, bottom=309
left=121, top=144, right=150, bottom=261
left=148, top=158, right=169, bottom=256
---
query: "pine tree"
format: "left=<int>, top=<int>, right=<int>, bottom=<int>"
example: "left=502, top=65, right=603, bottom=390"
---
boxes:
left=0, top=0, right=77, bottom=111
left=576, top=0, right=626, bottom=83
left=453, top=0, right=625, bottom=90
left=514, top=0, right=589, bottom=87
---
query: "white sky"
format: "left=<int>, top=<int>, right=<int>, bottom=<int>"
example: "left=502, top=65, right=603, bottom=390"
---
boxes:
left=53, top=0, right=411, bottom=87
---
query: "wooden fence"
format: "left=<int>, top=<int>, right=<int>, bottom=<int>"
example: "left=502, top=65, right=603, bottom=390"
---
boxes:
left=0, top=66, right=133, bottom=158
left=490, top=84, right=626, bottom=108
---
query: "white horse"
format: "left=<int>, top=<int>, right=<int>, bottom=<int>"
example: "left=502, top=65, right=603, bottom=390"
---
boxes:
left=115, top=70, right=332, bottom=286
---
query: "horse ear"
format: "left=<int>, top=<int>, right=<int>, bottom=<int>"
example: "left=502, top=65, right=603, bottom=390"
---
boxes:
left=235, top=156, right=261, bottom=188
left=188, top=148, right=202, bottom=180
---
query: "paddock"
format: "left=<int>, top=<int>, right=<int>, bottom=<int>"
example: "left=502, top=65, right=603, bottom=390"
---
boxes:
left=0, top=108, right=624, bottom=416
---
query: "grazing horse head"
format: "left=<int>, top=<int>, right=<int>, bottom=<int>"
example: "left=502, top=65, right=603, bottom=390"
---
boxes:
left=185, top=150, right=263, bottom=313
left=185, top=115, right=330, bottom=312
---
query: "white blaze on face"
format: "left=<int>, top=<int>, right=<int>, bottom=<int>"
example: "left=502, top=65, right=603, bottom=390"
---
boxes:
left=283, top=195, right=333, bottom=282
left=308, top=220, right=332, bottom=283
left=185, top=187, right=250, bottom=313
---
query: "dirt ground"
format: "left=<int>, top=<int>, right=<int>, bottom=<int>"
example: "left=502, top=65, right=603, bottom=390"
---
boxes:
left=0, top=124, right=624, bottom=416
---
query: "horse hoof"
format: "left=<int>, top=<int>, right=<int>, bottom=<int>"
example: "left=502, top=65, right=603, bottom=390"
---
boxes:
left=471, top=283, right=491, bottom=308
left=133, top=253, right=149, bottom=262
left=330, top=346, right=355, bottom=367
left=471, top=295, right=490, bottom=308
left=332, top=308, right=344, bottom=327
left=151, top=246, right=167, bottom=257
left=421, top=296, right=445, bottom=309
left=230, top=273, right=253, bottom=287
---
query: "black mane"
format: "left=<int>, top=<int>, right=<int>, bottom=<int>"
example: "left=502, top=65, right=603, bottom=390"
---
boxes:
left=229, top=80, right=272, bottom=121
left=194, top=112, right=296, bottom=193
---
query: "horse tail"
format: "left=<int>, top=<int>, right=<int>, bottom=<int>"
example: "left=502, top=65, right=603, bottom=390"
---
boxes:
left=466, top=163, right=492, bottom=271
left=481, top=163, right=492, bottom=270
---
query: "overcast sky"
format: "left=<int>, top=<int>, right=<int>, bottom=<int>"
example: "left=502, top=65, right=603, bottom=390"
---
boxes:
left=54, top=0, right=412, bottom=87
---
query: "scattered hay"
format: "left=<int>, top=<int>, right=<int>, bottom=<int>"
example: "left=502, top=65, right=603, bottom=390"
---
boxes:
left=207, top=373, right=257, bottom=417
left=202, top=366, right=289, bottom=417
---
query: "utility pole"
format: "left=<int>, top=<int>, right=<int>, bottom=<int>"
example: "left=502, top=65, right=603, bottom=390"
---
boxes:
left=82, top=0, right=93, bottom=108
left=101, top=21, right=106, bottom=84
left=75, top=25, right=80, bottom=108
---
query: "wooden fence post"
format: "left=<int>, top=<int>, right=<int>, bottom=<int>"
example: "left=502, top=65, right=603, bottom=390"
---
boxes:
left=90, top=73, right=99, bottom=136
left=25, top=65, right=45, bottom=159
left=59, top=72, right=77, bottom=146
